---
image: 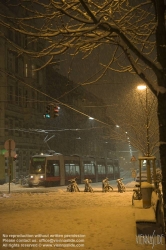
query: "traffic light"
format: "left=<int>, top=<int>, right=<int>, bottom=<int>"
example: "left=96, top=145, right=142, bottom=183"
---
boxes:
left=44, top=105, right=51, bottom=118
left=43, top=104, right=59, bottom=118
left=54, top=106, right=59, bottom=117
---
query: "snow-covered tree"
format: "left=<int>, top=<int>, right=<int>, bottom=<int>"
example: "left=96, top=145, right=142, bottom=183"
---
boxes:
left=107, top=84, right=159, bottom=157
left=0, top=0, right=166, bottom=235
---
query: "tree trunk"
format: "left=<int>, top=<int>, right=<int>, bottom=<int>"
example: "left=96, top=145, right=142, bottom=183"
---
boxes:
left=157, top=92, right=166, bottom=239
left=155, top=0, right=166, bottom=240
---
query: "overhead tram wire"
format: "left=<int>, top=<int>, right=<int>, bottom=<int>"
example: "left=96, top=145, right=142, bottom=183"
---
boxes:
left=57, top=64, right=107, bottom=100
left=0, top=126, right=106, bottom=134
left=0, top=69, right=114, bottom=129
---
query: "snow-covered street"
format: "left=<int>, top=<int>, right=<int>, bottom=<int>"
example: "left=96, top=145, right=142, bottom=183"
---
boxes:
left=0, top=178, right=165, bottom=250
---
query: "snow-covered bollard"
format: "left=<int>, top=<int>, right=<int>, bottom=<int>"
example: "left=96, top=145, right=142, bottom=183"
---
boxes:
left=141, top=182, right=154, bottom=208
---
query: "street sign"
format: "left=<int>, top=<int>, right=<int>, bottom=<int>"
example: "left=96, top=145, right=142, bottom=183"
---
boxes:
left=4, top=139, right=15, bottom=150
left=4, top=151, right=16, bottom=158
left=131, top=155, right=136, bottom=162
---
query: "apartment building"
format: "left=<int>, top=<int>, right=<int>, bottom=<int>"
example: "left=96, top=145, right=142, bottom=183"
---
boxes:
left=0, top=2, right=116, bottom=184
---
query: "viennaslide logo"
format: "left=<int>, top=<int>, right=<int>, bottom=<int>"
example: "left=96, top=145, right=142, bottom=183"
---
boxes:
left=136, top=231, right=164, bottom=249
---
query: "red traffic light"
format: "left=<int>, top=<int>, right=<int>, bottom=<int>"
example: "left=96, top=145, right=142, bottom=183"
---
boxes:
left=54, top=106, right=59, bottom=117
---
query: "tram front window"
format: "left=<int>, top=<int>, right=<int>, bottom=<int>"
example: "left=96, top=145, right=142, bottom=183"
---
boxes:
left=30, top=157, right=45, bottom=174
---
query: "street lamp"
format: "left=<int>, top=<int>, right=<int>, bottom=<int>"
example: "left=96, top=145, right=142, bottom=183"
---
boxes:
left=137, top=85, right=146, bottom=91
left=137, top=84, right=150, bottom=157
left=137, top=84, right=151, bottom=183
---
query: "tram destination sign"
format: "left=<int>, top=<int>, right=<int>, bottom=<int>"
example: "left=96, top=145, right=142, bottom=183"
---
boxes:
left=33, top=157, right=45, bottom=161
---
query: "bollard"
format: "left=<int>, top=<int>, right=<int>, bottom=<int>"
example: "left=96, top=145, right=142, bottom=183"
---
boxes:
left=141, top=182, right=153, bottom=208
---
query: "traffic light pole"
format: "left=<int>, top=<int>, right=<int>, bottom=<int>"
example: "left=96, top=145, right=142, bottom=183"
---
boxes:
left=8, top=140, right=11, bottom=194
left=4, top=139, right=15, bottom=194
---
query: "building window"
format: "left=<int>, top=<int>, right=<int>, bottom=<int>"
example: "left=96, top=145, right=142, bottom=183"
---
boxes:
left=15, top=31, right=21, bottom=46
left=19, top=56, right=24, bottom=77
left=14, top=84, right=23, bottom=106
left=18, top=88, right=22, bottom=107
left=19, top=121, right=22, bottom=137
left=23, top=34, right=28, bottom=49
left=32, top=91, right=36, bottom=108
left=24, top=90, right=28, bottom=108
left=9, top=119, right=14, bottom=136
left=25, top=63, right=28, bottom=77
left=8, top=85, right=13, bottom=103
left=36, top=68, right=43, bottom=85
left=8, top=30, right=14, bottom=41
left=15, top=85, right=18, bottom=105
left=31, top=64, right=36, bottom=78
left=15, top=56, right=18, bottom=74
left=37, top=92, right=39, bottom=111
left=7, top=51, right=14, bottom=72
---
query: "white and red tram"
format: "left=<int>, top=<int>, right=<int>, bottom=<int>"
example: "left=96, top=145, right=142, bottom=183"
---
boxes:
left=29, top=153, right=120, bottom=187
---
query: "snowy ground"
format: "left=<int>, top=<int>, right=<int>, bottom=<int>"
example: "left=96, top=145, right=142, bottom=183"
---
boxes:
left=0, top=178, right=165, bottom=250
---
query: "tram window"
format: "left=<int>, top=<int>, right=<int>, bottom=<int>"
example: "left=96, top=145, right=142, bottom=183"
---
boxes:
left=46, top=165, right=51, bottom=176
left=47, top=160, right=60, bottom=177
left=84, top=163, right=95, bottom=175
left=65, top=163, right=80, bottom=175
left=31, top=158, right=45, bottom=174
left=98, top=164, right=106, bottom=174
left=70, top=166, right=74, bottom=175
left=65, top=164, right=73, bottom=175
left=75, top=165, right=80, bottom=175
left=107, top=165, right=113, bottom=174
left=114, top=166, right=119, bottom=173
left=65, top=165, right=70, bottom=175
left=54, top=164, right=60, bottom=176
left=32, top=165, right=44, bottom=174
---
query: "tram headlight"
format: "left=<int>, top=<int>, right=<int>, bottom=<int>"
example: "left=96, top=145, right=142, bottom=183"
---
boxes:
left=40, top=175, right=44, bottom=179
left=30, top=175, right=33, bottom=179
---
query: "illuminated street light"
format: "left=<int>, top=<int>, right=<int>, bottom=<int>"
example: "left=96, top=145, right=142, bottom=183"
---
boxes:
left=137, top=85, right=147, bottom=91
left=89, top=117, right=94, bottom=120
left=137, top=84, right=151, bottom=183
left=137, top=84, right=149, bottom=156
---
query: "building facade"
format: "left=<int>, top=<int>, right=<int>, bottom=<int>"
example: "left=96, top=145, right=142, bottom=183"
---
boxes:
left=0, top=2, right=116, bottom=184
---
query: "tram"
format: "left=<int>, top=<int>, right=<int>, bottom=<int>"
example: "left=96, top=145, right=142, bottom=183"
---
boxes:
left=28, top=153, right=120, bottom=187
